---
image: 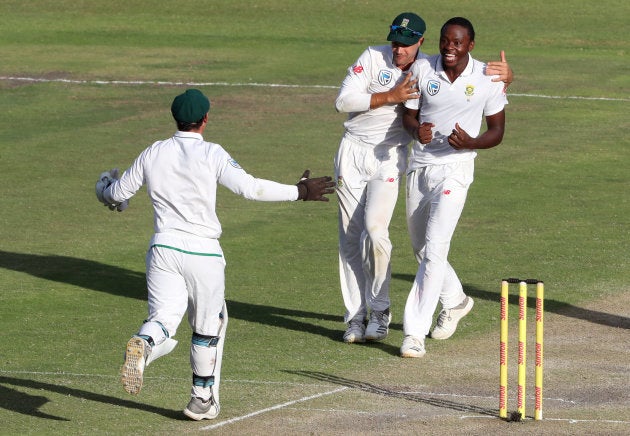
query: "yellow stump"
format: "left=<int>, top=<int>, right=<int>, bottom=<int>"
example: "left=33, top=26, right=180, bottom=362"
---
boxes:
left=499, top=280, right=509, bottom=418
left=535, top=281, right=544, bottom=420
left=517, top=281, right=527, bottom=418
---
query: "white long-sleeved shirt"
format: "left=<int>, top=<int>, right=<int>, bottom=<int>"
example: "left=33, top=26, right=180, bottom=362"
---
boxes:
left=106, top=131, right=299, bottom=241
left=335, top=45, right=427, bottom=147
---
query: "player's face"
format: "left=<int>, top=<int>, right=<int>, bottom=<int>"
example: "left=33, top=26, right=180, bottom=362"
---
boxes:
left=439, top=24, right=474, bottom=70
left=391, top=38, right=423, bottom=70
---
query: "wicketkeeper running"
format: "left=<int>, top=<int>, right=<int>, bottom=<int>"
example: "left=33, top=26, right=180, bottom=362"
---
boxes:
left=95, top=88, right=335, bottom=420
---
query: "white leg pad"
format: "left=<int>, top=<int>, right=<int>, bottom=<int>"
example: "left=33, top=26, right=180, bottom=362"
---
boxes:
left=146, top=337, right=178, bottom=367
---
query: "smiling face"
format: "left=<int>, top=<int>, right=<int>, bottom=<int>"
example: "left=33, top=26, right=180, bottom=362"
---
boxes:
left=439, top=23, right=474, bottom=73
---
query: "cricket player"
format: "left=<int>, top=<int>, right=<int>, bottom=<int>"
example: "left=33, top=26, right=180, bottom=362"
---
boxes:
left=400, top=17, right=507, bottom=358
left=95, top=89, right=335, bottom=420
left=334, top=12, right=513, bottom=344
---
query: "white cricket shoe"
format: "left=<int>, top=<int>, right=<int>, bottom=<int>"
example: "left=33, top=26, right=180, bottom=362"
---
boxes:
left=430, top=296, right=474, bottom=340
left=365, top=309, right=392, bottom=341
left=400, top=335, right=425, bottom=358
left=121, top=337, right=150, bottom=395
left=343, top=317, right=366, bottom=343
left=184, top=397, right=219, bottom=421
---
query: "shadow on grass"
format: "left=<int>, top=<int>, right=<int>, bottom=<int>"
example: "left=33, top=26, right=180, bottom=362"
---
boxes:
left=0, top=376, right=185, bottom=421
left=393, top=272, right=630, bottom=329
left=1, top=251, right=626, bottom=338
left=0, top=250, right=350, bottom=340
left=285, top=370, right=496, bottom=417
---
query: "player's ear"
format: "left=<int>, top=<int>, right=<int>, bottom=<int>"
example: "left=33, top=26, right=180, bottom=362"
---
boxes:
left=469, top=40, right=475, bottom=52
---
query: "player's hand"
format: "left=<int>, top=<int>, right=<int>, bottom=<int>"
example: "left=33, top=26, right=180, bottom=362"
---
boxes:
left=95, top=168, right=129, bottom=212
left=389, top=73, right=420, bottom=104
left=448, top=123, right=473, bottom=150
left=486, top=51, right=513, bottom=91
left=296, top=170, right=336, bottom=202
left=417, top=122, right=435, bottom=144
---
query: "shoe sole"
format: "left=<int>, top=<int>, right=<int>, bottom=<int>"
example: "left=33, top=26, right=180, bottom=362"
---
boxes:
left=183, top=406, right=219, bottom=421
left=343, top=335, right=365, bottom=344
left=365, top=331, right=388, bottom=341
left=430, top=298, right=474, bottom=340
left=121, top=337, right=145, bottom=395
left=400, top=349, right=426, bottom=358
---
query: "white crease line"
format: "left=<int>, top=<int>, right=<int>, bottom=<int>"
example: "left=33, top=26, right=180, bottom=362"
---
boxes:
left=542, top=417, right=630, bottom=424
left=0, top=370, right=330, bottom=386
left=199, top=387, right=348, bottom=431
left=1, top=76, right=628, bottom=102
left=509, top=92, right=628, bottom=102
left=0, top=76, right=337, bottom=89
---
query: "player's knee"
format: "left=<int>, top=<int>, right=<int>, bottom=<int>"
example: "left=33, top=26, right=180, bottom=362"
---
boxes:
left=192, top=332, right=220, bottom=348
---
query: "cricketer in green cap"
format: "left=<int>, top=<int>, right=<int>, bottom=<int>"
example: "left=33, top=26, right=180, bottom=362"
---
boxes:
left=171, top=89, right=210, bottom=123
left=387, top=12, right=426, bottom=46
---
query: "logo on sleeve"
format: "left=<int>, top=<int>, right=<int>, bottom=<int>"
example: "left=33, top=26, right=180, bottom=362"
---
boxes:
left=427, top=80, right=440, bottom=96
left=352, top=65, right=364, bottom=74
left=378, top=69, right=393, bottom=86
left=228, top=159, right=242, bottom=169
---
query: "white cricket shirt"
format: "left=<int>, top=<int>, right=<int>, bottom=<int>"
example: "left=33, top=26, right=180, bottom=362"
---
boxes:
left=106, top=131, right=299, bottom=242
left=404, top=54, right=507, bottom=169
left=335, top=45, right=428, bottom=147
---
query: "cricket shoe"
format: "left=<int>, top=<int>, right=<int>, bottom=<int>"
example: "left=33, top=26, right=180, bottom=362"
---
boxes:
left=184, top=397, right=219, bottom=421
left=400, top=335, right=425, bottom=358
left=430, top=296, right=474, bottom=340
left=121, top=336, right=150, bottom=395
left=343, top=317, right=366, bottom=343
left=364, top=309, right=392, bottom=341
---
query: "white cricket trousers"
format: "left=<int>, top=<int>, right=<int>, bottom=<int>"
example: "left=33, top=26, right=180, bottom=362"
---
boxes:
left=143, top=236, right=227, bottom=401
left=335, top=135, right=407, bottom=322
left=145, top=240, right=226, bottom=337
left=403, top=159, right=474, bottom=338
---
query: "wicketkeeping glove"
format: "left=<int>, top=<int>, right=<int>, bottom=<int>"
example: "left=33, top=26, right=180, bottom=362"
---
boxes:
left=95, top=168, right=129, bottom=212
left=296, top=170, right=336, bottom=202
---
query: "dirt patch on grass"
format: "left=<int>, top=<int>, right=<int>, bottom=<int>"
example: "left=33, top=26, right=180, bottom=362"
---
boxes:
left=212, top=290, right=630, bottom=435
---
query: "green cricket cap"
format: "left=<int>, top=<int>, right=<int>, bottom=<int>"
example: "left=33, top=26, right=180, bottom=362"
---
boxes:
left=387, top=12, right=426, bottom=46
left=171, top=89, right=210, bottom=123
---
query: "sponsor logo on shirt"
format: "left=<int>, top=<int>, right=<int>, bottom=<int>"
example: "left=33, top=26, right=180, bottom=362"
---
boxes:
left=427, top=80, right=440, bottom=96
left=352, top=65, right=364, bottom=74
left=378, top=69, right=393, bottom=86
left=228, top=159, right=242, bottom=169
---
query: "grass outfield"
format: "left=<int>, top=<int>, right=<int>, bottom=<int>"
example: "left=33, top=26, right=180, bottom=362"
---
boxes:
left=1, top=1, right=629, bottom=434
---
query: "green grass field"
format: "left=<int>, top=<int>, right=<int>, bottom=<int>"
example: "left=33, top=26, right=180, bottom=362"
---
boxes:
left=1, top=1, right=629, bottom=434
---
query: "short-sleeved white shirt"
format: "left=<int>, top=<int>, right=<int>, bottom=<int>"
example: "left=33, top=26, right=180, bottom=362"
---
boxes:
left=106, top=131, right=299, bottom=244
left=335, top=45, right=428, bottom=147
left=404, top=54, right=507, bottom=168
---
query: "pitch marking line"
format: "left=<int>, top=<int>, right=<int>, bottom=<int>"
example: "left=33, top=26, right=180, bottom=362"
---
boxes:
left=1, top=76, right=628, bottom=102
left=199, top=387, right=348, bottom=431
